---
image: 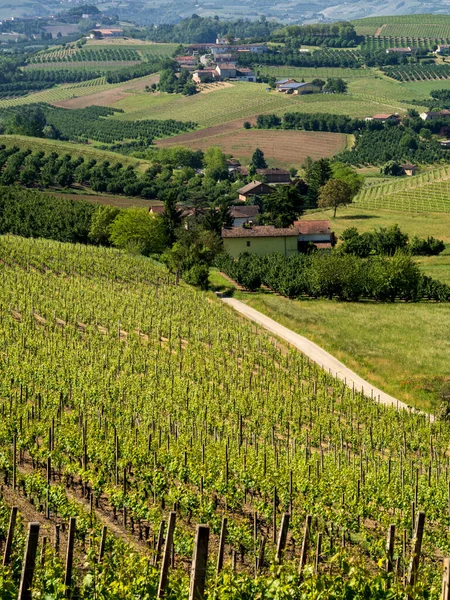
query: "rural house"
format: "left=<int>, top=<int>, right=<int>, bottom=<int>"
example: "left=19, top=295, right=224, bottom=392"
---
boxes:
left=294, top=220, right=335, bottom=251
left=366, top=113, right=400, bottom=123
left=192, top=69, right=221, bottom=83
left=277, top=82, right=321, bottom=95
left=229, top=205, right=260, bottom=227
left=386, top=47, right=413, bottom=55
left=221, top=225, right=298, bottom=257
left=420, top=109, right=450, bottom=120
left=216, top=63, right=237, bottom=78
left=435, top=45, right=450, bottom=54
left=237, top=180, right=274, bottom=201
left=256, top=168, right=291, bottom=184
left=90, top=28, right=123, bottom=38
left=275, top=78, right=297, bottom=89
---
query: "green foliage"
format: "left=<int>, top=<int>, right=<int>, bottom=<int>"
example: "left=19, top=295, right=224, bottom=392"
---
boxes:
left=89, top=205, right=122, bottom=245
left=410, top=235, right=446, bottom=256
left=260, top=183, right=305, bottom=227
left=380, top=161, right=404, bottom=176
left=109, top=208, right=167, bottom=255
left=318, top=178, right=353, bottom=217
left=323, top=77, right=348, bottom=93
left=7, top=105, right=47, bottom=137
left=204, top=147, right=228, bottom=181
left=250, top=147, right=267, bottom=169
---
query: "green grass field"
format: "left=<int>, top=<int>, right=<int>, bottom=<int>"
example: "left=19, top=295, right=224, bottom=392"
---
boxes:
left=221, top=285, right=450, bottom=412
left=302, top=205, right=450, bottom=243
left=0, top=135, right=152, bottom=172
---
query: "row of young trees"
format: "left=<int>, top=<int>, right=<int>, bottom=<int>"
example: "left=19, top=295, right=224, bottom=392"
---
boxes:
left=239, top=48, right=362, bottom=69
left=216, top=251, right=450, bottom=302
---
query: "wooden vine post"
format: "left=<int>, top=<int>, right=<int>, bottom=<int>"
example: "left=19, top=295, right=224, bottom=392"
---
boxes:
left=64, top=517, right=76, bottom=598
left=157, top=511, right=176, bottom=598
left=407, top=511, right=425, bottom=598
left=2, top=505, right=18, bottom=566
left=275, top=513, right=290, bottom=563
left=386, top=524, right=395, bottom=574
left=189, top=524, right=210, bottom=600
left=442, top=557, right=450, bottom=600
left=18, top=522, right=40, bottom=600
left=13, top=434, right=17, bottom=490
left=154, top=520, right=166, bottom=567
left=98, top=526, right=107, bottom=563
left=216, top=517, right=227, bottom=575
left=298, top=515, right=312, bottom=575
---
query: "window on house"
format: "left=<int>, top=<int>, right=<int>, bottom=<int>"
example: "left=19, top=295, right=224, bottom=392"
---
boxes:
left=246, top=241, right=251, bottom=247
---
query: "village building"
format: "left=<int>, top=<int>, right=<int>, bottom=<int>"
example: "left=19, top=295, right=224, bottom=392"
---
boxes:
left=174, top=56, right=198, bottom=70
left=237, top=180, right=274, bottom=201
left=420, top=109, right=450, bottom=120
left=256, top=168, right=291, bottom=184
left=221, top=225, right=298, bottom=257
left=277, top=81, right=321, bottom=95
left=275, top=78, right=298, bottom=89
left=385, top=47, right=413, bottom=55
left=365, top=113, right=400, bottom=123
left=294, top=220, right=335, bottom=251
left=229, top=205, right=260, bottom=227
left=192, top=69, right=221, bottom=83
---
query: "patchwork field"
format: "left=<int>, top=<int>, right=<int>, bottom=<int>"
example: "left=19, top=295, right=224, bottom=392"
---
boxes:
left=158, top=128, right=348, bottom=169
left=352, top=15, right=450, bottom=37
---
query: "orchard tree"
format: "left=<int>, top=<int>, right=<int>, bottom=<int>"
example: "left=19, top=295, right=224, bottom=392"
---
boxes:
left=318, top=178, right=353, bottom=217
left=89, top=205, right=122, bottom=245
left=109, top=208, right=167, bottom=255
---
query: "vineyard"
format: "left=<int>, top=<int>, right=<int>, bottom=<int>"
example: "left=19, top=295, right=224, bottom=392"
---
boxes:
left=352, top=15, right=450, bottom=38
left=29, top=47, right=142, bottom=64
left=383, top=64, right=450, bottom=82
left=354, top=165, right=450, bottom=212
left=0, top=235, right=449, bottom=598
left=362, top=36, right=450, bottom=50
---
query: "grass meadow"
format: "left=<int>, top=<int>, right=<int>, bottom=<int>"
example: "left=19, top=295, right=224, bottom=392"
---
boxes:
left=210, top=268, right=450, bottom=413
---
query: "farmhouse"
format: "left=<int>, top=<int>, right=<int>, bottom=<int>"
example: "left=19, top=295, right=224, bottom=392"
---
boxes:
left=237, top=180, right=273, bottom=201
left=175, top=56, right=198, bottom=70
left=229, top=205, right=260, bottom=227
left=214, top=64, right=255, bottom=81
left=275, top=78, right=297, bottom=89
left=366, top=113, right=400, bottom=123
left=192, top=69, right=221, bottom=83
left=420, top=110, right=450, bottom=121
left=256, top=168, right=291, bottom=184
left=440, top=140, right=450, bottom=148
left=386, top=47, right=412, bottom=55
left=221, top=225, right=298, bottom=257
left=277, top=82, right=321, bottom=95
left=294, top=220, right=335, bottom=251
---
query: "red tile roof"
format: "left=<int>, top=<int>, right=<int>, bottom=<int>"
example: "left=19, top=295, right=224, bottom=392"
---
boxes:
left=222, top=226, right=297, bottom=238
left=294, top=220, right=331, bottom=234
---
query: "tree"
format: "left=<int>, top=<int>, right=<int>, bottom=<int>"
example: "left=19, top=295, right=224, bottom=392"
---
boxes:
left=204, top=147, right=228, bottom=180
left=243, top=121, right=251, bottom=129
left=161, top=224, right=222, bottom=288
left=371, top=224, right=409, bottom=256
left=89, top=205, right=122, bottom=245
left=339, top=227, right=373, bottom=258
left=8, top=106, right=47, bottom=137
left=323, top=77, right=347, bottom=94
left=380, top=161, right=404, bottom=176
left=162, top=192, right=183, bottom=244
left=331, top=162, right=364, bottom=196
left=109, top=208, right=167, bottom=255
left=318, top=179, right=353, bottom=217
left=251, top=148, right=267, bottom=169
left=311, top=78, right=325, bottom=89
left=261, top=183, right=304, bottom=227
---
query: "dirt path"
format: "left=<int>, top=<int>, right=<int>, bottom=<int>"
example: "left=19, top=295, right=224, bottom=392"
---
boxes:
left=156, top=117, right=258, bottom=147
left=222, top=297, right=433, bottom=419
left=374, top=24, right=387, bottom=37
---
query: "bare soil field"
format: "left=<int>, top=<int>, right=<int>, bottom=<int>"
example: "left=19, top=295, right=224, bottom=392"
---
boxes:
left=51, top=74, right=160, bottom=109
left=158, top=127, right=347, bottom=168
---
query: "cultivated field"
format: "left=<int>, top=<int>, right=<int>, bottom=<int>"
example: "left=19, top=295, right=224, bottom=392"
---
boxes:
left=352, top=15, right=450, bottom=37
left=158, top=128, right=348, bottom=169
left=112, top=81, right=417, bottom=128
left=354, top=165, right=450, bottom=213
left=0, top=135, right=152, bottom=172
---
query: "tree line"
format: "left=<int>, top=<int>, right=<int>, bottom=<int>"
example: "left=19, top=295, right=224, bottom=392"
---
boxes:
left=216, top=250, right=450, bottom=302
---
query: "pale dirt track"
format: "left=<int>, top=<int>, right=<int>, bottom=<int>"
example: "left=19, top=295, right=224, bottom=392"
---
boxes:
left=222, top=297, right=433, bottom=419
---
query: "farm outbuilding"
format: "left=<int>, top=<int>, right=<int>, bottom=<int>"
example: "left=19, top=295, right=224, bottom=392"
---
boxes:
left=277, top=82, right=321, bottom=95
left=222, top=225, right=298, bottom=257
left=294, top=220, right=335, bottom=251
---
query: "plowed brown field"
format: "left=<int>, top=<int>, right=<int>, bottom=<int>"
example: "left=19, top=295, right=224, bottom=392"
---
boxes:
left=157, top=126, right=348, bottom=168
